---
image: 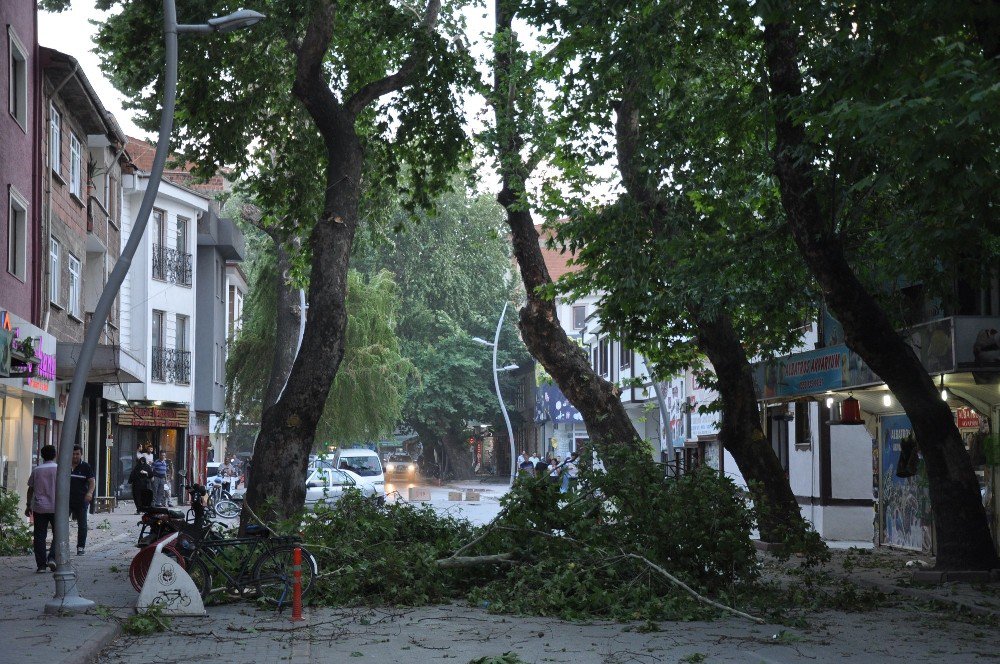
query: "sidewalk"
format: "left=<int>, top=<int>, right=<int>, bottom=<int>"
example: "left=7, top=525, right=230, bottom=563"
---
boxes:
left=0, top=506, right=141, bottom=663
left=804, top=546, right=1000, bottom=617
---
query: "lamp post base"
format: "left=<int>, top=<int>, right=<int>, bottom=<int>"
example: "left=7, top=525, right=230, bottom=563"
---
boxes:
left=43, top=569, right=95, bottom=615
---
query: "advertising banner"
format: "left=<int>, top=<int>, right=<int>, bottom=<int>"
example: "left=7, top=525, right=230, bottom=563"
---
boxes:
left=879, top=414, right=933, bottom=552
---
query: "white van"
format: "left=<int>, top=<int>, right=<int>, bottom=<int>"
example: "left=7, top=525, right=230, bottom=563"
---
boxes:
left=331, top=448, right=385, bottom=499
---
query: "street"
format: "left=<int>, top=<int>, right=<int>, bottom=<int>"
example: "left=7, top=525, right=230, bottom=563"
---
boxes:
left=0, top=489, right=997, bottom=664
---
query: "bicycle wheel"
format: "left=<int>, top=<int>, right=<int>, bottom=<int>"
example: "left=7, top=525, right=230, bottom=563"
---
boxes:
left=252, top=546, right=316, bottom=606
left=129, top=543, right=186, bottom=592
left=183, top=555, right=213, bottom=599
left=214, top=499, right=241, bottom=519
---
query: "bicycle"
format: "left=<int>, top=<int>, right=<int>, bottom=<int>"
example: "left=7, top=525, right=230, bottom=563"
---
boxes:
left=180, top=526, right=317, bottom=607
left=206, top=478, right=241, bottom=520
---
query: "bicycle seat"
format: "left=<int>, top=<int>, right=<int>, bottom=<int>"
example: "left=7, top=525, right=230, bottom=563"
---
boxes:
left=144, top=506, right=170, bottom=515
left=245, top=524, right=269, bottom=536
left=168, top=509, right=185, bottom=519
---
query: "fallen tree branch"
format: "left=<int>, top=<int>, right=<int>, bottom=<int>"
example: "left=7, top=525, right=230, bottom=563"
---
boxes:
left=621, top=553, right=764, bottom=624
left=435, top=553, right=516, bottom=568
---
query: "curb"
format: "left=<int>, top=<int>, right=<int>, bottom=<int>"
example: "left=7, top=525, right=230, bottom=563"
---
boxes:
left=76, top=619, right=123, bottom=664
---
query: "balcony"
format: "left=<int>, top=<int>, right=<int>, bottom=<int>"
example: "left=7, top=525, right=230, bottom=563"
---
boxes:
left=152, top=244, right=192, bottom=286
left=151, top=346, right=191, bottom=384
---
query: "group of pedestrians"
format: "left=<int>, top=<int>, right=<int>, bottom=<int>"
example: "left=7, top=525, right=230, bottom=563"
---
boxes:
left=23, top=444, right=95, bottom=573
left=128, top=445, right=173, bottom=512
left=516, top=449, right=580, bottom=493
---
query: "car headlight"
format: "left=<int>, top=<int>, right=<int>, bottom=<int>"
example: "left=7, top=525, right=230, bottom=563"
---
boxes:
left=386, top=464, right=395, bottom=472
left=408, top=464, right=415, bottom=472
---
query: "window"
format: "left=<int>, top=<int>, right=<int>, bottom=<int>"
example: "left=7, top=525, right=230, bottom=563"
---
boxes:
left=151, top=310, right=165, bottom=381
left=152, top=209, right=165, bottom=279
left=8, top=27, right=27, bottom=128
left=7, top=186, right=27, bottom=281
left=619, top=342, right=631, bottom=370
left=176, top=217, right=188, bottom=254
left=794, top=401, right=811, bottom=450
left=49, top=105, right=61, bottom=176
left=49, top=238, right=60, bottom=304
left=599, top=338, right=609, bottom=376
left=175, top=315, right=188, bottom=352
left=572, top=305, right=586, bottom=329
left=152, top=310, right=164, bottom=349
left=69, top=134, right=82, bottom=198
left=67, top=254, right=81, bottom=318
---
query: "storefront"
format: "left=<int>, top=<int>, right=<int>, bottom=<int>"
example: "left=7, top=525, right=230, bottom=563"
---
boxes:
left=0, top=311, right=58, bottom=513
left=111, top=405, right=188, bottom=504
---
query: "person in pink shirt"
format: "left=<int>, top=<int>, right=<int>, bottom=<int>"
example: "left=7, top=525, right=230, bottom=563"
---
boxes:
left=25, top=445, right=58, bottom=573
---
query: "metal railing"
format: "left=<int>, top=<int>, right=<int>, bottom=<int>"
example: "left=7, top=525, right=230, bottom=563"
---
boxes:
left=151, top=346, right=191, bottom=384
left=152, top=244, right=192, bottom=286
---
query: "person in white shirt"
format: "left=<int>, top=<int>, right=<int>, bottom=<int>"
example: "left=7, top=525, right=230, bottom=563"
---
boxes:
left=561, top=451, right=579, bottom=493
left=528, top=453, right=539, bottom=465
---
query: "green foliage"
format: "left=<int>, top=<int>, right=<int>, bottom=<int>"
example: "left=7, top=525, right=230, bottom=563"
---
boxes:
left=122, top=606, right=171, bottom=635
left=299, top=491, right=479, bottom=606
left=468, top=654, right=529, bottom=664
left=352, top=179, right=526, bottom=456
left=293, top=460, right=761, bottom=622
left=0, top=488, right=30, bottom=556
left=226, top=247, right=412, bottom=446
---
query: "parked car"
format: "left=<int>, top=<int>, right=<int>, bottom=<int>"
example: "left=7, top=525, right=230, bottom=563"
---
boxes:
left=305, top=468, right=367, bottom=507
left=384, top=453, right=417, bottom=481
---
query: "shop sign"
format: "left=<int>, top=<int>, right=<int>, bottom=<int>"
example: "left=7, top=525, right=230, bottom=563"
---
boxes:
left=754, top=345, right=880, bottom=399
left=955, top=407, right=981, bottom=429
left=0, top=310, right=57, bottom=397
left=116, top=406, right=189, bottom=428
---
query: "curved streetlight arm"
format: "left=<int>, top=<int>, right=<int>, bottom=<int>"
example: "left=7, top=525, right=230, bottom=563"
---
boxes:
left=488, top=303, right=517, bottom=487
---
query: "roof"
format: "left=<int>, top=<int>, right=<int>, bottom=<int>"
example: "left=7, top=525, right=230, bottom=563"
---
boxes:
left=126, top=136, right=231, bottom=195
left=40, top=48, right=126, bottom=145
left=535, top=223, right=582, bottom=282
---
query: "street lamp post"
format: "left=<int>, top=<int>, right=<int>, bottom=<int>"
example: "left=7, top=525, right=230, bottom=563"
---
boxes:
left=45, top=0, right=264, bottom=615
left=472, top=302, right=518, bottom=487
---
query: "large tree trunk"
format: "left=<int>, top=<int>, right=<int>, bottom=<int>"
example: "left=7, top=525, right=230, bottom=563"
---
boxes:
left=762, top=11, right=997, bottom=569
left=613, top=91, right=804, bottom=541
left=494, top=4, right=651, bottom=487
left=693, top=314, right=802, bottom=541
left=244, top=3, right=364, bottom=523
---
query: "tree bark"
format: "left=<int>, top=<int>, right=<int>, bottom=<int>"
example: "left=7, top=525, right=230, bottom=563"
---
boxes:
left=262, top=241, right=301, bottom=411
left=493, top=3, right=651, bottom=488
left=762, top=11, right=998, bottom=569
left=693, top=314, right=802, bottom=541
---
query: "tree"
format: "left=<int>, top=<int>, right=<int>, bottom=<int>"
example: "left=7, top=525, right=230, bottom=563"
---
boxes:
left=517, top=0, right=814, bottom=541
left=91, top=0, right=475, bottom=520
left=226, top=241, right=411, bottom=449
left=486, top=1, right=655, bottom=498
left=758, top=1, right=999, bottom=569
left=352, top=181, right=525, bottom=479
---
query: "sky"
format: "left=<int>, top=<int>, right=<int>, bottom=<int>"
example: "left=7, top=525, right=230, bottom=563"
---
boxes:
left=38, top=4, right=150, bottom=139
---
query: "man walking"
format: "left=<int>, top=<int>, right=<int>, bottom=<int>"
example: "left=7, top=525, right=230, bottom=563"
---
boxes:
left=151, top=451, right=168, bottom=507
left=25, top=445, right=58, bottom=572
left=69, top=445, right=95, bottom=555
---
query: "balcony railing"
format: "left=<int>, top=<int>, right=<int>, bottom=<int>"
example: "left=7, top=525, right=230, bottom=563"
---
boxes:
left=151, top=346, right=191, bottom=384
left=152, top=244, right=193, bottom=286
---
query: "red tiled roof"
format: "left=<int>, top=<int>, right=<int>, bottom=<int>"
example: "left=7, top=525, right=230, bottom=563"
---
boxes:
left=535, top=223, right=581, bottom=282
left=126, top=136, right=229, bottom=194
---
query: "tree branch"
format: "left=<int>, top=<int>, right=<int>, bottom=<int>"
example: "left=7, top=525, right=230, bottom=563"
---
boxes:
left=291, top=0, right=343, bottom=139
left=620, top=553, right=765, bottom=624
left=344, top=0, right=442, bottom=117
left=436, top=553, right=516, bottom=568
